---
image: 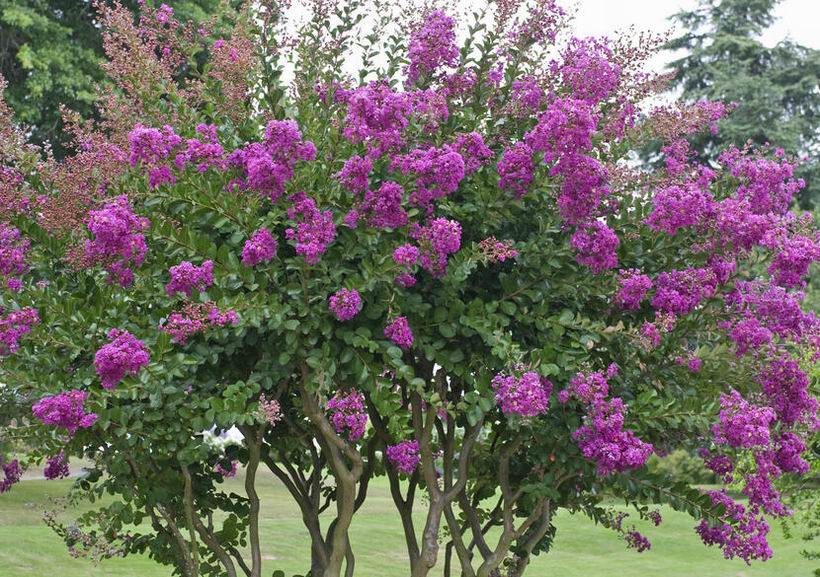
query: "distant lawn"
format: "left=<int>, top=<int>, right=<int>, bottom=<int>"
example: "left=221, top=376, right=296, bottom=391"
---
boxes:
left=0, top=469, right=815, bottom=577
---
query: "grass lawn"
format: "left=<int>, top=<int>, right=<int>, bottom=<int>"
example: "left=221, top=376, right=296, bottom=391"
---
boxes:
left=0, top=468, right=815, bottom=577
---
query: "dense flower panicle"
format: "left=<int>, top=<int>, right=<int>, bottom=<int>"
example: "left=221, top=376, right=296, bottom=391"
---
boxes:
left=411, top=218, right=462, bottom=276
left=696, top=490, right=773, bottom=563
left=94, top=329, right=151, bottom=389
left=712, top=390, right=775, bottom=449
left=242, top=228, right=278, bottom=266
left=478, top=237, right=518, bottom=263
left=645, top=183, right=714, bottom=235
left=768, top=234, right=820, bottom=289
left=0, top=224, right=30, bottom=290
left=757, top=357, right=817, bottom=428
left=720, top=147, right=804, bottom=216
left=386, top=440, right=421, bottom=474
left=335, top=155, right=372, bottom=193
left=552, top=37, right=621, bottom=104
left=624, top=530, right=651, bottom=553
left=394, top=272, right=417, bottom=288
left=32, top=390, right=98, bottom=436
left=571, top=221, right=619, bottom=273
left=613, top=269, right=652, bottom=310
left=573, top=397, right=654, bottom=476
left=165, top=260, right=214, bottom=297
left=384, top=316, right=413, bottom=349
left=0, top=306, right=39, bottom=356
left=215, top=461, right=237, bottom=478
left=229, top=120, right=316, bottom=202
left=492, top=371, right=552, bottom=417
left=360, top=182, right=408, bottom=228
left=44, top=451, right=70, bottom=480
left=647, top=510, right=663, bottom=527
left=524, top=97, right=597, bottom=162
left=85, top=195, right=150, bottom=287
left=329, top=288, right=362, bottom=321
left=497, top=143, right=534, bottom=198
left=327, top=390, right=368, bottom=441
left=563, top=370, right=610, bottom=404
left=393, top=244, right=420, bottom=268
left=638, top=312, right=677, bottom=350
left=342, top=82, right=413, bottom=154
left=392, top=146, right=465, bottom=211
left=160, top=302, right=238, bottom=344
left=128, top=123, right=181, bottom=167
left=406, top=10, right=459, bottom=85
left=258, top=394, right=283, bottom=427
left=651, top=267, right=717, bottom=316
left=174, top=123, right=227, bottom=173
left=773, top=432, right=809, bottom=474
left=554, top=153, right=610, bottom=224
left=509, top=78, right=545, bottom=114
left=0, top=457, right=22, bottom=493
left=285, top=192, right=336, bottom=265
left=452, top=132, right=494, bottom=174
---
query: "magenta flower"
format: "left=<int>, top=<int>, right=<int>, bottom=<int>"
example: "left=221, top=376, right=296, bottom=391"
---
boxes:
left=165, top=260, right=214, bottom=297
left=242, top=228, right=278, bottom=267
left=94, top=329, right=151, bottom=389
left=384, top=316, right=413, bottom=349
left=32, top=390, right=98, bottom=436
left=386, top=440, right=421, bottom=474
left=329, top=288, right=362, bottom=321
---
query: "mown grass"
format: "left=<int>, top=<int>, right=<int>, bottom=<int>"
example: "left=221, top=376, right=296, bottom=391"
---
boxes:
left=0, top=468, right=815, bottom=577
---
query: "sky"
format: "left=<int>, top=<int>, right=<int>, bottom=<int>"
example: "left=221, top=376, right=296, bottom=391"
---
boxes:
left=573, top=0, right=820, bottom=55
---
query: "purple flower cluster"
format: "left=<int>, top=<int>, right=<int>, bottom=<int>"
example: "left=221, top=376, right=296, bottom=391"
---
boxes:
left=768, top=233, right=820, bottom=289
left=94, top=329, right=151, bottom=390
left=651, top=267, right=717, bottom=316
left=491, top=371, right=552, bottom=417
left=386, top=440, right=421, bottom=474
left=359, top=182, right=408, bottom=229
left=453, top=132, right=493, bottom=174
left=165, top=260, right=213, bottom=297
left=85, top=195, right=150, bottom=287
left=327, top=390, right=368, bottom=442
left=645, top=183, right=714, bottom=235
left=613, top=269, right=652, bottom=310
left=552, top=37, right=621, bottom=104
left=229, top=120, right=316, bottom=202
left=0, top=223, right=30, bottom=291
left=624, top=530, right=651, bottom=553
left=242, top=228, right=278, bottom=267
left=174, top=124, right=227, bottom=173
left=757, top=356, right=817, bottom=429
left=562, top=370, right=653, bottom=476
left=497, top=143, right=534, bottom=198
left=341, top=82, right=413, bottom=155
left=0, top=457, right=22, bottom=494
left=392, top=145, right=465, bottom=212
left=0, top=306, right=39, bottom=356
left=696, top=490, right=773, bottom=563
left=215, top=461, right=237, bottom=478
left=570, top=221, right=619, bottom=273
left=32, top=390, right=98, bottom=436
left=410, top=218, right=462, bottom=277
left=335, top=155, right=372, bottom=193
left=285, top=192, right=336, bottom=265
left=329, top=288, right=362, bottom=321
left=711, top=390, right=775, bottom=449
left=524, top=97, right=597, bottom=163
left=44, top=451, right=70, bottom=480
left=384, top=316, right=414, bottom=349
left=406, top=10, right=459, bottom=85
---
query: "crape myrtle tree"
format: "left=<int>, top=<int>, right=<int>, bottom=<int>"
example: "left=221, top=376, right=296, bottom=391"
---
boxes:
left=0, top=1, right=818, bottom=576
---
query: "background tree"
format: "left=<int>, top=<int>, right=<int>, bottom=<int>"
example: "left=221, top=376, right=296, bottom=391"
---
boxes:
left=665, top=0, right=820, bottom=209
left=0, top=0, right=222, bottom=157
